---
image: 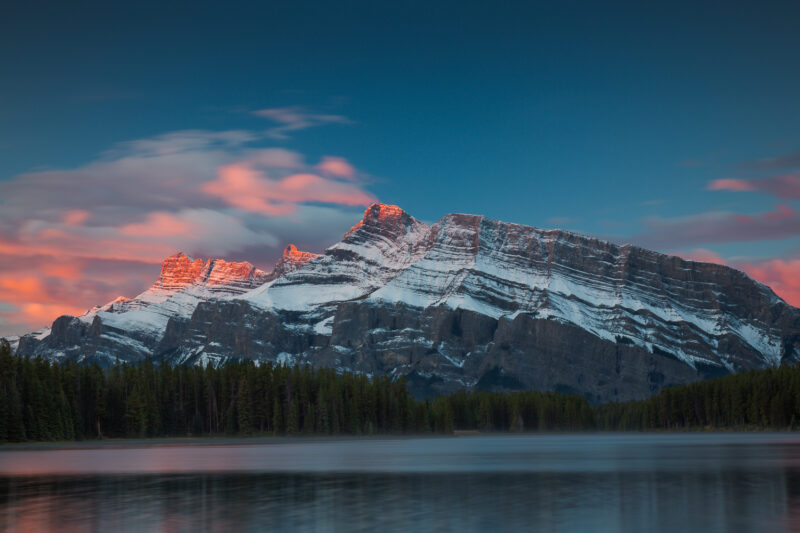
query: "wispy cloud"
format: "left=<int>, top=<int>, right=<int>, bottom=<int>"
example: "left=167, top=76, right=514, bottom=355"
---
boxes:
left=0, top=127, right=375, bottom=335
left=672, top=249, right=800, bottom=307
left=202, top=165, right=375, bottom=216
left=708, top=174, right=800, bottom=199
left=316, top=156, right=357, bottom=180
left=632, top=204, right=800, bottom=249
left=674, top=248, right=727, bottom=265
left=740, top=148, right=800, bottom=170
left=253, top=106, right=352, bottom=139
left=708, top=178, right=756, bottom=192
left=738, top=257, right=800, bottom=307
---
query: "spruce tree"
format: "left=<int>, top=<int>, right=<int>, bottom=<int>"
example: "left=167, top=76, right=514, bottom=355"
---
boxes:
left=237, top=377, right=253, bottom=436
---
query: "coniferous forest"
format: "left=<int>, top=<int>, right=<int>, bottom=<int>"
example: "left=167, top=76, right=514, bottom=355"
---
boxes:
left=2, top=340, right=800, bottom=443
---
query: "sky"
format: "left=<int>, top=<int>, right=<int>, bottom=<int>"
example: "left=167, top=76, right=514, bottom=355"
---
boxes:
left=1, top=1, right=800, bottom=335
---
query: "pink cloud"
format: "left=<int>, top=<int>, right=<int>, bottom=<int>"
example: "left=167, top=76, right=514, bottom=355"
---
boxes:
left=673, top=250, right=800, bottom=307
left=62, top=209, right=91, bottom=225
left=708, top=174, right=800, bottom=199
left=0, top=274, right=102, bottom=332
left=0, top=128, right=374, bottom=335
left=120, top=212, right=195, bottom=237
left=738, top=259, right=800, bottom=307
left=42, top=262, right=84, bottom=280
left=0, top=207, right=277, bottom=335
left=0, top=254, right=159, bottom=335
left=708, top=178, right=755, bottom=192
left=757, top=174, right=800, bottom=199
left=634, top=204, right=800, bottom=249
left=2, top=303, right=89, bottom=330
left=316, top=156, right=357, bottom=180
left=675, top=248, right=726, bottom=265
left=203, top=164, right=376, bottom=215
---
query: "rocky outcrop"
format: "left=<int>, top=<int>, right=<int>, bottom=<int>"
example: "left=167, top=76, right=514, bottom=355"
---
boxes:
left=265, top=245, right=321, bottom=282
left=15, top=252, right=273, bottom=364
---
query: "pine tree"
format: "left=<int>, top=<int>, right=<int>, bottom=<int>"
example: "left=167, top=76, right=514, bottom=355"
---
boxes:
left=237, top=377, right=253, bottom=436
left=286, top=399, right=300, bottom=435
left=272, top=397, right=282, bottom=436
left=7, top=384, right=26, bottom=442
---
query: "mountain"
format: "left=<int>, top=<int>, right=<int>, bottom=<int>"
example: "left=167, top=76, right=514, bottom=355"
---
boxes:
left=10, top=203, right=800, bottom=402
left=15, top=253, right=270, bottom=363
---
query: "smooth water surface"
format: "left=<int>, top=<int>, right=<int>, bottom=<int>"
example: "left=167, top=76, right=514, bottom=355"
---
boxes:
left=2, top=433, right=800, bottom=532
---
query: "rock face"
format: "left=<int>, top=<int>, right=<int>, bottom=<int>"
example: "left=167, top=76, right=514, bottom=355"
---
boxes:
left=15, top=253, right=270, bottom=363
left=11, top=203, right=800, bottom=402
left=266, top=245, right=321, bottom=281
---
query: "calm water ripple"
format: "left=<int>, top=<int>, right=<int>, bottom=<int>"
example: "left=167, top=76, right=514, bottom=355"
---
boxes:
left=1, top=434, right=800, bottom=532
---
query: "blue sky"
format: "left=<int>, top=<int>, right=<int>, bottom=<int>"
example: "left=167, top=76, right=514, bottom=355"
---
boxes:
left=1, top=1, right=799, bottom=333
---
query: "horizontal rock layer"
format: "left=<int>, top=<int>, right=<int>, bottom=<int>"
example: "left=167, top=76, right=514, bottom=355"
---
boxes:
left=12, top=203, right=800, bottom=402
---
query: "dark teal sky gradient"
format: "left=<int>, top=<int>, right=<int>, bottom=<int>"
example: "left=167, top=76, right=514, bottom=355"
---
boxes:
left=2, top=2, right=798, bottom=228
left=1, top=1, right=799, bottom=333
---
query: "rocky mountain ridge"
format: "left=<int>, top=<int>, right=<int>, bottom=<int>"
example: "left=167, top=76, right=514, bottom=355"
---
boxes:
left=9, top=203, right=800, bottom=402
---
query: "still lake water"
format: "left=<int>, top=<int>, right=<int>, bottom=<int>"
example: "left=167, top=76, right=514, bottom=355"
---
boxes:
left=1, top=433, right=800, bottom=532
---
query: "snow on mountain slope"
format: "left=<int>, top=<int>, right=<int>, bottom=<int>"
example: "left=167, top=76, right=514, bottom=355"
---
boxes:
left=9, top=203, right=800, bottom=401
left=367, top=213, right=788, bottom=370
left=87, top=252, right=271, bottom=338
left=242, top=203, right=430, bottom=312
left=266, top=245, right=322, bottom=282
left=199, top=205, right=793, bottom=373
left=13, top=252, right=276, bottom=362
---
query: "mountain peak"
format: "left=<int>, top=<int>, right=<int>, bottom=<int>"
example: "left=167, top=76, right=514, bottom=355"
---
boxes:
left=344, top=203, right=425, bottom=240
left=156, top=252, right=206, bottom=289
left=168, top=251, right=194, bottom=260
left=282, top=244, right=319, bottom=263
left=268, top=244, right=321, bottom=280
left=154, top=252, right=268, bottom=292
left=13, top=204, right=800, bottom=404
left=362, top=203, right=408, bottom=224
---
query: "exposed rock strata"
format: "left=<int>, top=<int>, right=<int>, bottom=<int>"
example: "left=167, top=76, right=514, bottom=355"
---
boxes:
left=12, top=203, right=800, bottom=401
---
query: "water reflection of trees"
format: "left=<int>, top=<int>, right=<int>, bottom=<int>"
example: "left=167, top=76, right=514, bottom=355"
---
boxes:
left=0, top=469, right=797, bottom=532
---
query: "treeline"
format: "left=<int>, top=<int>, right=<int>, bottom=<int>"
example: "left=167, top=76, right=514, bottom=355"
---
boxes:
left=0, top=343, right=423, bottom=441
left=0, top=341, right=597, bottom=442
left=3, top=339, right=800, bottom=442
left=596, top=365, right=800, bottom=431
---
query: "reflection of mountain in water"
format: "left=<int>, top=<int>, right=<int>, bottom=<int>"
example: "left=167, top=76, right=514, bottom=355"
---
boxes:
left=1, top=435, right=800, bottom=532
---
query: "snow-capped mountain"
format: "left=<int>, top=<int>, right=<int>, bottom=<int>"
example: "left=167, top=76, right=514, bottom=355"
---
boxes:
left=15, top=253, right=270, bottom=362
left=11, top=203, right=800, bottom=402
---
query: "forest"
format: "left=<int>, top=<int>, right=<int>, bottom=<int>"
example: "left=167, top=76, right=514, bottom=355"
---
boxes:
left=1, top=340, right=799, bottom=442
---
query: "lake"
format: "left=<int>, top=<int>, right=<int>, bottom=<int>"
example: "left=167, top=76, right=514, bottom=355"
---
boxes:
left=1, top=433, right=800, bottom=532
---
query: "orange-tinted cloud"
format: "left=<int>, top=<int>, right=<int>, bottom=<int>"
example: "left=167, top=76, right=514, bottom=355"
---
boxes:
left=675, top=248, right=726, bottom=265
left=203, top=164, right=376, bottom=215
left=62, top=209, right=91, bottom=225
left=708, top=174, right=800, bottom=199
left=0, top=251, right=170, bottom=335
left=316, top=156, right=356, bottom=180
left=120, top=212, right=195, bottom=237
left=739, top=259, right=800, bottom=307
left=708, top=179, right=755, bottom=192
left=674, top=250, right=800, bottom=307
left=0, top=275, right=92, bottom=331
left=0, top=127, right=373, bottom=336
left=14, top=303, right=89, bottom=325
left=42, top=262, right=84, bottom=280
left=634, top=204, right=800, bottom=249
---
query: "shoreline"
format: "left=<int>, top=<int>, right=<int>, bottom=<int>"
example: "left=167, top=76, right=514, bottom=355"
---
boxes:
left=2, top=429, right=800, bottom=451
